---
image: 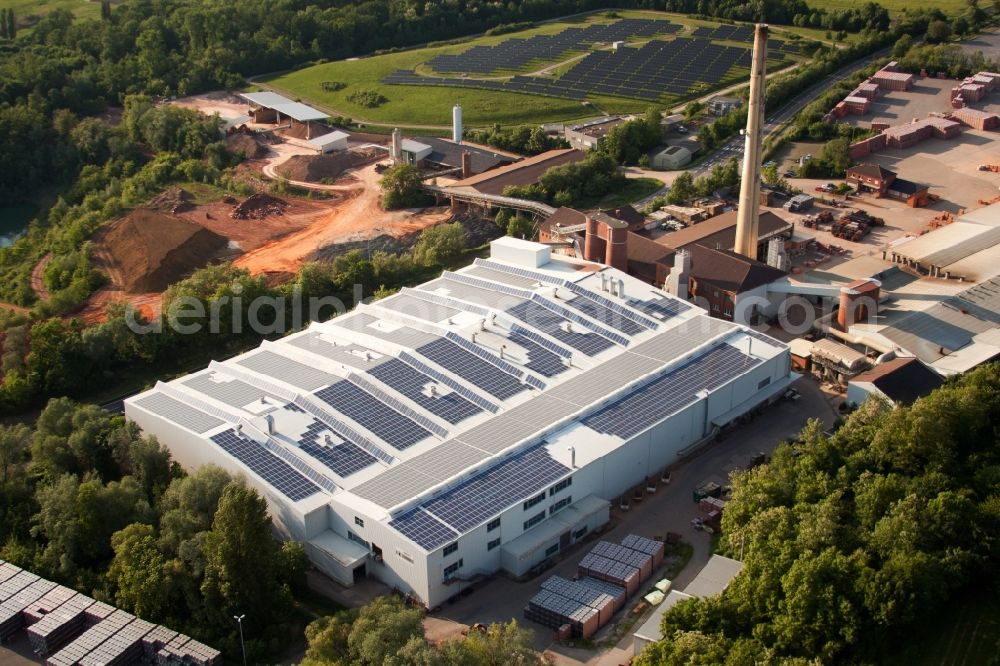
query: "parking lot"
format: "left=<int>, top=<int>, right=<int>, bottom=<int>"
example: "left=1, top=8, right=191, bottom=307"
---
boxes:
left=426, top=375, right=838, bottom=665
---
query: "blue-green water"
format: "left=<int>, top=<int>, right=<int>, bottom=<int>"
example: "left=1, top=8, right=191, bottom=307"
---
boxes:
left=0, top=204, right=35, bottom=247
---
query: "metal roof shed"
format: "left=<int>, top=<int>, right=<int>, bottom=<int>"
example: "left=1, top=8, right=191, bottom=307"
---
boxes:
left=308, top=131, right=350, bottom=153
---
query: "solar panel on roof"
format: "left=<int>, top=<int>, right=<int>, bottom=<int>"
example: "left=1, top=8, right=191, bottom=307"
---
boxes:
left=416, top=338, right=527, bottom=401
left=420, top=445, right=570, bottom=532
left=507, top=301, right=616, bottom=356
left=210, top=429, right=320, bottom=501
left=297, top=420, right=377, bottom=477
left=507, top=332, right=570, bottom=377
left=314, top=381, right=431, bottom=450
left=583, top=344, right=761, bottom=438
left=368, top=358, right=482, bottom=424
left=389, top=508, right=459, bottom=550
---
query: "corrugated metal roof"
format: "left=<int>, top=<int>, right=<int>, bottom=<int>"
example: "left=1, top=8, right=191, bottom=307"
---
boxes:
left=307, top=131, right=349, bottom=147
left=238, top=92, right=328, bottom=122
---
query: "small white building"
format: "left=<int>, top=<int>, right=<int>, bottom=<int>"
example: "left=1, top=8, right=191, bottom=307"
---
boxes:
left=308, top=130, right=350, bottom=153
left=401, top=139, right=433, bottom=165
left=651, top=145, right=692, bottom=170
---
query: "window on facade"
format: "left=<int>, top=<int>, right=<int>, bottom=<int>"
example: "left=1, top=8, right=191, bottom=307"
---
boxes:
left=549, top=496, right=572, bottom=515
left=573, top=526, right=588, bottom=540
left=487, top=538, right=501, bottom=551
left=523, top=512, right=545, bottom=531
left=354, top=516, right=364, bottom=528
left=487, top=517, right=501, bottom=532
left=545, top=543, right=559, bottom=557
left=523, top=493, right=545, bottom=511
left=396, top=550, right=414, bottom=563
left=443, top=558, right=464, bottom=579
left=443, top=542, right=458, bottom=556
left=347, top=531, right=369, bottom=549
left=758, top=376, right=771, bottom=389
left=549, top=477, right=572, bottom=496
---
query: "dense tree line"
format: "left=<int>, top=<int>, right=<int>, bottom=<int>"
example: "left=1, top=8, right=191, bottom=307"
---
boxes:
left=603, top=107, right=664, bottom=165
left=302, top=597, right=550, bottom=666
left=466, top=124, right=567, bottom=156
left=636, top=364, right=1000, bottom=664
left=0, top=398, right=306, bottom=661
left=503, top=151, right=628, bottom=206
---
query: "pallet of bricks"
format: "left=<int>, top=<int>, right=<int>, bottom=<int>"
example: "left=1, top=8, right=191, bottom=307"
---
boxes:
left=26, top=591, right=95, bottom=657
left=156, top=634, right=220, bottom=665
left=0, top=574, right=57, bottom=642
left=577, top=552, right=641, bottom=596
left=589, top=541, right=655, bottom=580
left=620, top=534, right=665, bottom=568
left=524, top=589, right=601, bottom=639
left=541, top=576, right=617, bottom=626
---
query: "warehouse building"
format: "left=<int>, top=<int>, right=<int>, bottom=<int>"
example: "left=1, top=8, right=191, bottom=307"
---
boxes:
left=238, top=92, right=329, bottom=139
left=446, top=148, right=586, bottom=196
left=125, top=238, right=793, bottom=608
left=564, top=116, right=628, bottom=151
left=846, top=357, right=942, bottom=407
left=651, top=145, right=692, bottom=169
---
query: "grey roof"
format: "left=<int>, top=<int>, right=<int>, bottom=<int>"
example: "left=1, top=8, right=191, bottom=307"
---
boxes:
left=239, top=92, right=328, bottom=122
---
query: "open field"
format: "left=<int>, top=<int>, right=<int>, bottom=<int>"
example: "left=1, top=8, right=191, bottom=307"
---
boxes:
left=0, top=0, right=105, bottom=25
left=809, top=0, right=968, bottom=14
left=264, top=11, right=816, bottom=128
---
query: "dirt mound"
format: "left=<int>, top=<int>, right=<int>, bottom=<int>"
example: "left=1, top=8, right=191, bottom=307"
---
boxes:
left=279, top=149, right=381, bottom=183
left=101, top=209, right=228, bottom=292
left=148, top=188, right=194, bottom=214
left=226, top=133, right=268, bottom=159
left=231, top=194, right=288, bottom=220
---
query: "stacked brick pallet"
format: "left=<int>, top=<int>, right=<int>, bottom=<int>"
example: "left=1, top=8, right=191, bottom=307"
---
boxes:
left=577, top=577, right=627, bottom=612
left=0, top=579, right=58, bottom=641
left=0, top=559, right=221, bottom=666
left=27, top=593, right=96, bottom=657
left=525, top=589, right=600, bottom=638
left=540, top=577, right=617, bottom=626
left=589, top=542, right=654, bottom=580
left=577, top=553, right=642, bottom=596
left=620, top=534, right=666, bottom=568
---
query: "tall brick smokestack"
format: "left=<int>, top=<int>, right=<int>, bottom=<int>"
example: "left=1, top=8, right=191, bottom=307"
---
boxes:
left=734, top=24, right=768, bottom=260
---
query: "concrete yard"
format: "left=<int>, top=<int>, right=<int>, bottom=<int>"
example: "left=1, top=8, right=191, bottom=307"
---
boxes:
left=961, top=28, right=1000, bottom=60
left=428, top=374, right=839, bottom=665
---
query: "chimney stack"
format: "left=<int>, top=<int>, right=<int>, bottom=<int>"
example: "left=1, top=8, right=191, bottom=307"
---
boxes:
left=461, top=151, right=473, bottom=178
left=734, top=24, right=768, bottom=261
left=665, top=250, right=691, bottom=300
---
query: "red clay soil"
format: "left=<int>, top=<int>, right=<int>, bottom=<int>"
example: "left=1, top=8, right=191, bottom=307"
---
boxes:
left=97, top=209, right=229, bottom=292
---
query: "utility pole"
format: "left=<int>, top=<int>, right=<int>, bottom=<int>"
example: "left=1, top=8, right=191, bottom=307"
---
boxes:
left=233, top=614, right=247, bottom=666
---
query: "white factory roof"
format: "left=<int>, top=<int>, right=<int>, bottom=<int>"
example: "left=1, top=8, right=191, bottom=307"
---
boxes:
left=239, top=92, right=329, bottom=122
left=126, top=240, right=788, bottom=553
left=891, top=202, right=1000, bottom=270
left=307, top=131, right=350, bottom=148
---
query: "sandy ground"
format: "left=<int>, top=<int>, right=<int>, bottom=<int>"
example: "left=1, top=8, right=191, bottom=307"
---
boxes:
left=234, top=163, right=452, bottom=276
left=170, top=91, right=249, bottom=120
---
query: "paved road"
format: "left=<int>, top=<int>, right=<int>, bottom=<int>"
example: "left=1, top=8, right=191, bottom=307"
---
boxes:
left=691, top=45, right=895, bottom=178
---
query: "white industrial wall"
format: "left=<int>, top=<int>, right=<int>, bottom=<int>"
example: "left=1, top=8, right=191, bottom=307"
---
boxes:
left=124, top=401, right=320, bottom=543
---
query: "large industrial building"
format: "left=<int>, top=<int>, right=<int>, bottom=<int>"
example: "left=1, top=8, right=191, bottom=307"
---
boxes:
left=125, top=238, right=793, bottom=607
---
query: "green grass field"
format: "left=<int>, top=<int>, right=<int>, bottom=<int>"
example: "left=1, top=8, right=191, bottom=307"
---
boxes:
left=265, top=11, right=815, bottom=129
left=0, top=0, right=102, bottom=25
left=808, top=0, right=968, bottom=14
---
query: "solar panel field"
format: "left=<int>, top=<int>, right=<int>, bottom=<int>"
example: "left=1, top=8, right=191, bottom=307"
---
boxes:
left=261, top=11, right=815, bottom=127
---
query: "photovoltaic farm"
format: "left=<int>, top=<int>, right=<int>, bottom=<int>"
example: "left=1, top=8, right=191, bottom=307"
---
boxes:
left=383, top=17, right=796, bottom=104
left=266, top=12, right=810, bottom=125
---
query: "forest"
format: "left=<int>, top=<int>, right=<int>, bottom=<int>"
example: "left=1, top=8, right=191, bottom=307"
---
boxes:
left=636, top=364, right=1000, bottom=665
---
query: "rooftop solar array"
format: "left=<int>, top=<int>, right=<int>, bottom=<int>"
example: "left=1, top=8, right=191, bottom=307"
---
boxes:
left=388, top=508, right=459, bottom=550
left=507, top=301, right=616, bottom=356
left=368, top=358, right=483, bottom=424
left=297, top=419, right=377, bottom=478
left=583, top=343, right=762, bottom=438
left=210, top=429, right=321, bottom=501
left=416, top=338, right=528, bottom=400
left=314, top=380, right=431, bottom=450
left=427, top=19, right=678, bottom=74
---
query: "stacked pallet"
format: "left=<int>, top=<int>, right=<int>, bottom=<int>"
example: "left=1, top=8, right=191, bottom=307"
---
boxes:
left=172, top=637, right=221, bottom=665
left=82, top=601, right=116, bottom=627
left=22, top=585, right=77, bottom=625
left=47, top=609, right=136, bottom=666
left=590, top=541, right=653, bottom=580
left=525, top=589, right=600, bottom=638
left=0, top=579, right=58, bottom=641
left=577, top=576, right=627, bottom=612
left=578, top=553, right=641, bottom=596
left=142, top=625, right=179, bottom=662
left=0, top=570, right=40, bottom=604
left=540, top=576, right=616, bottom=626
left=79, top=618, right=155, bottom=666
left=27, top=593, right=95, bottom=657
left=620, top=534, right=666, bottom=568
